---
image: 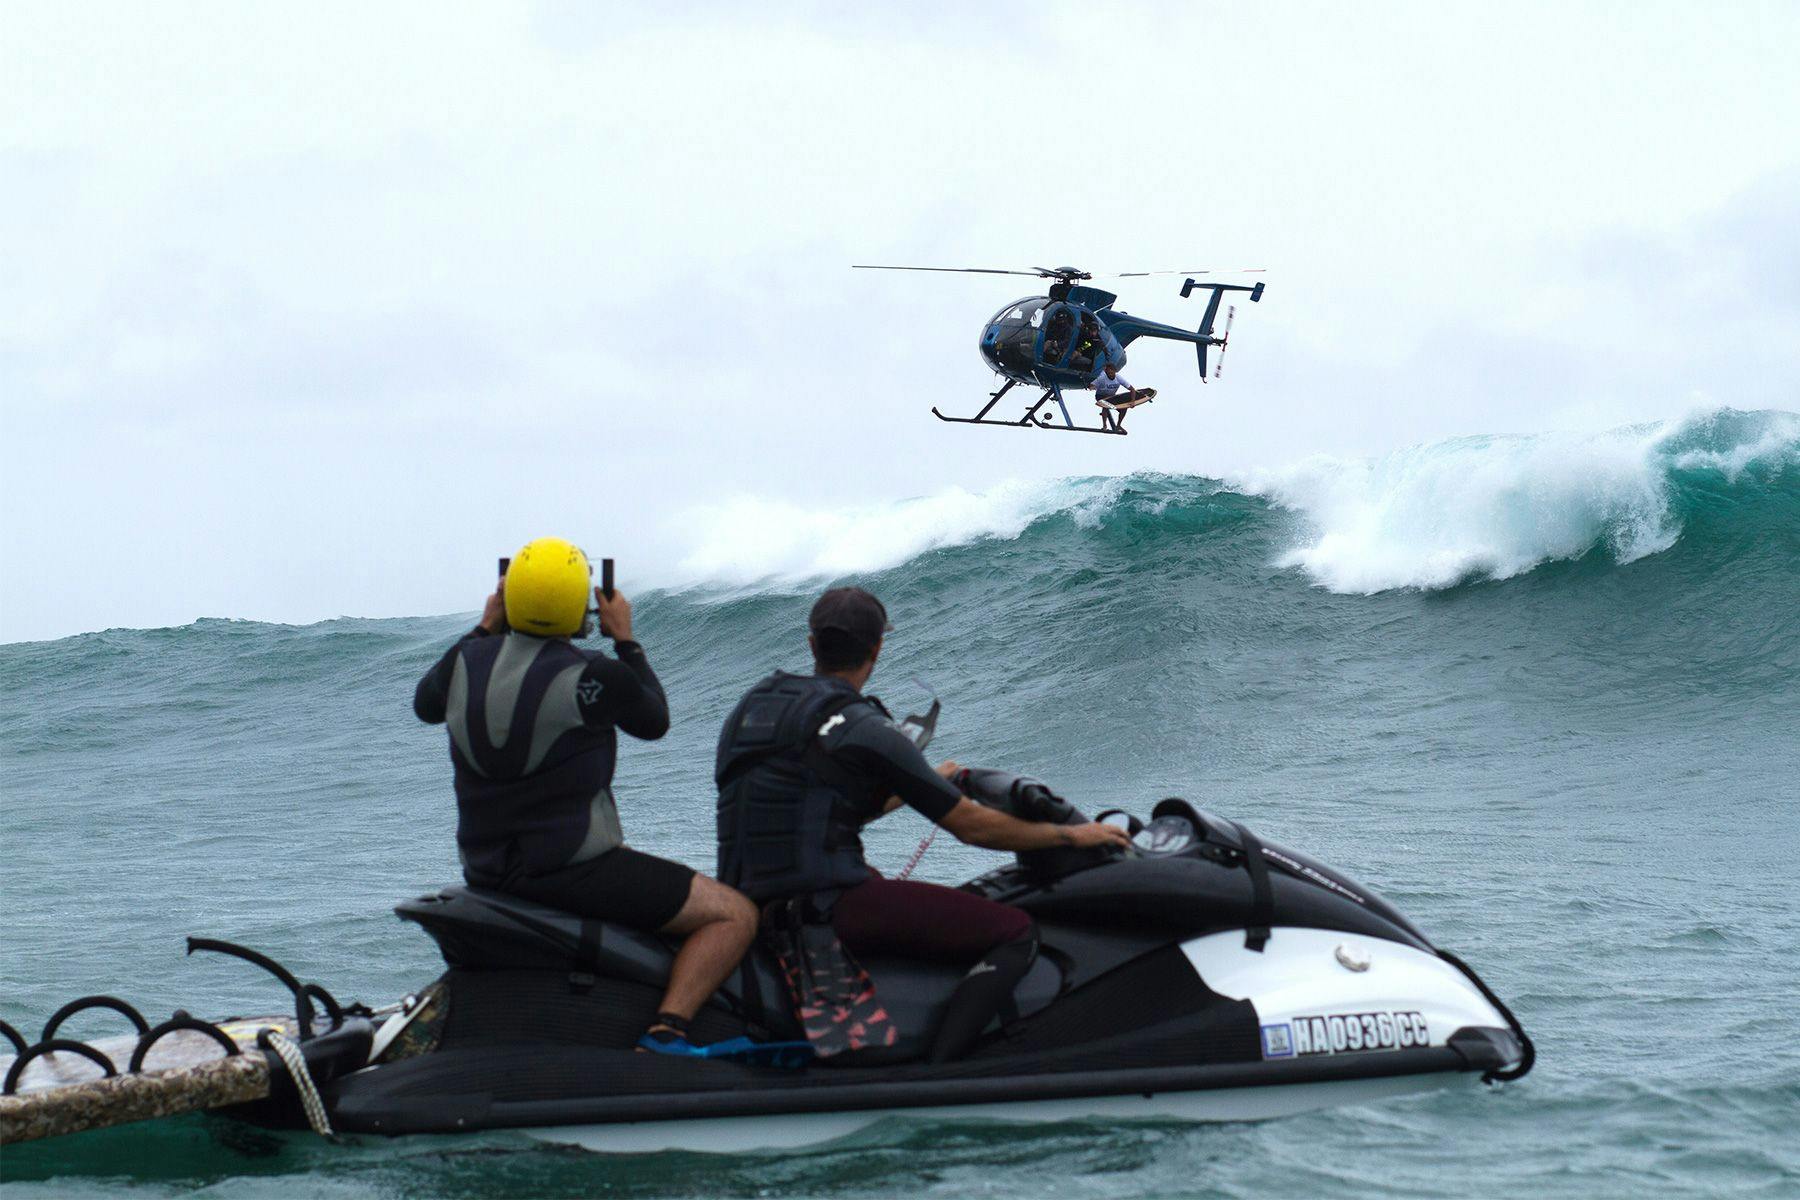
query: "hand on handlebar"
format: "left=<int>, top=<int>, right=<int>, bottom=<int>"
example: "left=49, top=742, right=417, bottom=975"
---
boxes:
left=1063, top=821, right=1135, bottom=852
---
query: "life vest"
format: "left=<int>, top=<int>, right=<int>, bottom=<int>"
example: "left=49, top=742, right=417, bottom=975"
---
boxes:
left=446, top=632, right=624, bottom=881
left=715, top=672, right=881, bottom=903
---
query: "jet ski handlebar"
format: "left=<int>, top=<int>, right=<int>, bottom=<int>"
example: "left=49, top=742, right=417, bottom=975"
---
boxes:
left=955, top=768, right=1133, bottom=879
left=955, top=768, right=1087, bottom=826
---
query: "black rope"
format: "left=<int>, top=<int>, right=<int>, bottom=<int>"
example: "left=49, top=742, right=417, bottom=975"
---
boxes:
left=300, top=983, right=344, bottom=1034
left=0, top=1019, right=26, bottom=1056
left=40, top=995, right=151, bottom=1042
left=186, top=937, right=316, bottom=1038
left=1437, top=948, right=1536, bottom=1082
left=4, top=1040, right=117, bottom=1095
left=128, top=1016, right=242, bottom=1074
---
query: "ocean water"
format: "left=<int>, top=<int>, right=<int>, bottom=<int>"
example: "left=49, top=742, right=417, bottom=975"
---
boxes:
left=3, top=408, right=1797, bottom=1198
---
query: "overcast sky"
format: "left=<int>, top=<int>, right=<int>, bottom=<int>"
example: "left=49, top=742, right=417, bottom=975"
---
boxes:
left=3, top=1, right=1796, bottom=642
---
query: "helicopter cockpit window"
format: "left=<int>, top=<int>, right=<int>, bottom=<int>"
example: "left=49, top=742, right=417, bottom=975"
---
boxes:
left=983, top=297, right=1045, bottom=376
left=990, top=298, right=1048, bottom=329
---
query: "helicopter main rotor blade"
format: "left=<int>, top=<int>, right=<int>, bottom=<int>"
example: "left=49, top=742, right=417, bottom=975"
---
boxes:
left=854, top=263, right=1262, bottom=281
left=851, top=265, right=1051, bottom=277
left=1113, top=268, right=1268, bottom=277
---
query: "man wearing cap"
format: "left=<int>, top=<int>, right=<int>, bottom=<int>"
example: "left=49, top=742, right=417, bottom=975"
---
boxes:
left=714, top=586, right=1132, bottom=1063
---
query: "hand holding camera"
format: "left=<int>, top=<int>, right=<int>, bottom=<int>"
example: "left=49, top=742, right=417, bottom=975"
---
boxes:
left=481, top=557, right=510, bottom=634
left=595, top=586, right=632, bottom=642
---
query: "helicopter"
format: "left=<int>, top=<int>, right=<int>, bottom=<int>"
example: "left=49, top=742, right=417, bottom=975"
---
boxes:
left=853, top=264, right=1264, bottom=435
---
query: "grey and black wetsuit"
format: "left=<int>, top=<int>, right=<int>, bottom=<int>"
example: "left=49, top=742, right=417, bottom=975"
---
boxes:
left=415, top=627, right=694, bottom=930
left=716, top=671, right=1037, bottom=1061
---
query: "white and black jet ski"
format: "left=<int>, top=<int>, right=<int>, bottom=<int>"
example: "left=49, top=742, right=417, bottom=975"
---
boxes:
left=1, top=797, right=1531, bottom=1152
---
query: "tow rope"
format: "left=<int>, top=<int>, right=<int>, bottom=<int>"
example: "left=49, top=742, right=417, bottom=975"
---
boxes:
left=259, top=1030, right=334, bottom=1139
left=893, top=829, right=938, bottom=881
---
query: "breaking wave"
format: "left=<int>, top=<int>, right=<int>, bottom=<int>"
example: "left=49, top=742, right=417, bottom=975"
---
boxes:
left=1238, top=407, right=1800, bottom=592
left=669, top=476, right=1134, bottom=590
left=667, top=408, right=1799, bottom=596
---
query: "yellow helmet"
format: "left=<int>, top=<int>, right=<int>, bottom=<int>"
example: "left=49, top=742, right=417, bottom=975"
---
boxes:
left=503, top=537, right=592, bottom=637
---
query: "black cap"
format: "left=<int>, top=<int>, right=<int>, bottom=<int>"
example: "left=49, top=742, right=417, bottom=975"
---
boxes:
left=808, top=587, right=893, bottom=652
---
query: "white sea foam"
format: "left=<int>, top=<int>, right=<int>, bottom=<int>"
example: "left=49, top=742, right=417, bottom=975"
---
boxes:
left=669, top=476, right=1126, bottom=591
left=664, top=409, right=1797, bottom=597
left=1236, top=409, right=1799, bottom=594
left=1665, top=410, right=1800, bottom=481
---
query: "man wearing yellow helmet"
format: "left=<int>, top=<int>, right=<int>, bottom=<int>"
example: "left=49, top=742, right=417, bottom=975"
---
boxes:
left=413, top=537, right=757, bottom=1055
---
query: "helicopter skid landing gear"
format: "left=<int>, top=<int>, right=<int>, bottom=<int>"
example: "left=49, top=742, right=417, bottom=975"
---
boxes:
left=931, top=383, right=1125, bottom=436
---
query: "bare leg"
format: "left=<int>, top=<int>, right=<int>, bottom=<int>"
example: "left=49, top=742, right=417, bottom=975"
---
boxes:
left=651, top=874, right=758, bottom=1025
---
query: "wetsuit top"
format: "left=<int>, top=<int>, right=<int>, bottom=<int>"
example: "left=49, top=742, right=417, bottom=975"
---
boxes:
left=815, top=682, right=965, bottom=830
left=414, top=627, right=668, bottom=882
left=715, top=672, right=965, bottom=902
left=1092, top=371, right=1132, bottom=398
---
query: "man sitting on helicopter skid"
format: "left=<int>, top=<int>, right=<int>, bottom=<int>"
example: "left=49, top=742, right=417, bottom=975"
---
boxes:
left=1091, top=360, right=1152, bottom=431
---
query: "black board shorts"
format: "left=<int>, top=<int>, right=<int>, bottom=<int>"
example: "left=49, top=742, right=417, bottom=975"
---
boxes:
left=501, top=846, right=696, bottom=933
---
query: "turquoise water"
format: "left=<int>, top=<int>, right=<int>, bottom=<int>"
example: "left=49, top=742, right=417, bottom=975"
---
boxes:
left=3, top=409, right=1797, bottom=1197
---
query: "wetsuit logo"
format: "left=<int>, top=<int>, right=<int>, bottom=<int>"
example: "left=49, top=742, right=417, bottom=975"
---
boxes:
left=576, top=679, right=605, bottom=705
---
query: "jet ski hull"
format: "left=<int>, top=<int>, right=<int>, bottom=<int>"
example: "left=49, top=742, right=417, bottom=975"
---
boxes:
left=330, top=1031, right=1514, bottom=1140
left=321, top=921, right=1523, bottom=1146
left=512, top=1072, right=1470, bottom=1154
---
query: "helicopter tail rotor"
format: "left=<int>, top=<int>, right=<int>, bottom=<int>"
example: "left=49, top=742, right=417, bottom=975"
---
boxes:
left=1211, top=306, right=1237, bottom=380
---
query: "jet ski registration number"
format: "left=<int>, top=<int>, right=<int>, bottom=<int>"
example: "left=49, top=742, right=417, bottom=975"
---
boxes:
left=1260, top=1011, right=1429, bottom=1059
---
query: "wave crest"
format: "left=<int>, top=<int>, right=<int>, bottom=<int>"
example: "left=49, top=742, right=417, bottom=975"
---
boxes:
left=671, top=477, right=1127, bottom=590
left=664, top=408, right=1796, bottom=598
left=1237, top=408, right=1798, bottom=593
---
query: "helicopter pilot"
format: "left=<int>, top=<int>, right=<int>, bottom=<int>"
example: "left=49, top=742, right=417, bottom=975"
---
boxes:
left=1070, top=313, right=1102, bottom=373
left=1043, top=308, right=1075, bottom=363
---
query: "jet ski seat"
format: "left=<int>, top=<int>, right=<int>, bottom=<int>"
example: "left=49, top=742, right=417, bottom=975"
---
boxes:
left=398, top=886, right=684, bottom=987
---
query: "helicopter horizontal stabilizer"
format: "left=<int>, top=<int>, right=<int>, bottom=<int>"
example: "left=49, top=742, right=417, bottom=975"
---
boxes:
left=1181, top=279, right=1264, bottom=381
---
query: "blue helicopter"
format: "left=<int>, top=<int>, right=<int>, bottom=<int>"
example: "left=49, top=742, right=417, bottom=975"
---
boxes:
left=853, top=264, right=1264, bottom=435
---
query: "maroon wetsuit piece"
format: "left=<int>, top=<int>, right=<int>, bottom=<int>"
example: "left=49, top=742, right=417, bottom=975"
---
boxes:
left=831, top=873, right=1034, bottom=965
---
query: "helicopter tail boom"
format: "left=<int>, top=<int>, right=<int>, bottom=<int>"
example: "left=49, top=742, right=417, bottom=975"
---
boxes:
left=1098, top=279, right=1265, bottom=380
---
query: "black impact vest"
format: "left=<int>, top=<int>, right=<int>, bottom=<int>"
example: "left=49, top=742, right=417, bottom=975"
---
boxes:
left=447, top=633, right=623, bottom=882
left=715, top=672, right=881, bottom=904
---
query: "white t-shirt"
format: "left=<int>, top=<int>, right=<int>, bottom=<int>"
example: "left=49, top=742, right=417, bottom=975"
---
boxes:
left=1092, top=371, right=1132, bottom=399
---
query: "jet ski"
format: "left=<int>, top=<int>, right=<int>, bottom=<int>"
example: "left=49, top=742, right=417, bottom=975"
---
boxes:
left=330, top=797, right=1532, bottom=1150
left=1, top=797, right=1531, bottom=1152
